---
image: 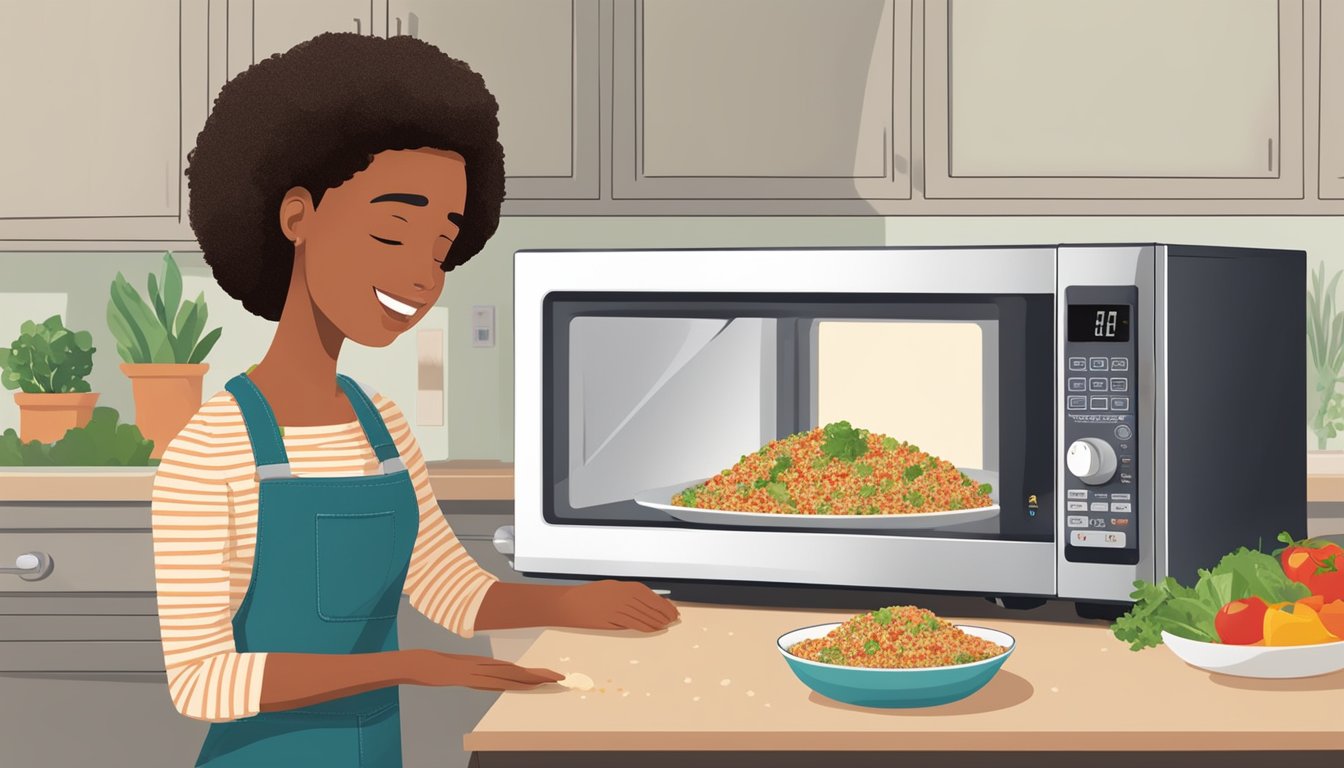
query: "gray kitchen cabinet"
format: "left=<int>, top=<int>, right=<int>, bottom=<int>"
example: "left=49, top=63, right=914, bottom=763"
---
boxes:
left=388, top=0, right=601, bottom=200
left=0, top=1, right=208, bottom=247
left=923, top=0, right=1304, bottom=200
left=1320, top=0, right=1344, bottom=199
left=0, top=503, right=162, bottom=673
left=612, top=0, right=913, bottom=202
left=225, top=0, right=376, bottom=79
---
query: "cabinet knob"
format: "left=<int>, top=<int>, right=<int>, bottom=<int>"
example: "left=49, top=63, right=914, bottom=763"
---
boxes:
left=492, top=525, right=515, bottom=556
left=1, top=551, right=53, bottom=582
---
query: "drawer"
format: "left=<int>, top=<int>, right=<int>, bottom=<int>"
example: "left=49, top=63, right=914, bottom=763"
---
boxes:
left=0, top=614, right=161, bottom=641
left=0, top=502, right=150, bottom=530
left=0, top=531, right=155, bottom=593
left=0, top=640, right=165, bottom=673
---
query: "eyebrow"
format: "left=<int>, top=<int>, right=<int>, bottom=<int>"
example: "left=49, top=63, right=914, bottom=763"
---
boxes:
left=371, top=193, right=465, bottom=227
left=371, top=192, right=428, bottom=206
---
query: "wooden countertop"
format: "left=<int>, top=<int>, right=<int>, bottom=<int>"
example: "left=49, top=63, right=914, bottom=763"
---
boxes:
left=466, top=603, right=1344, bottom=752
left=0, top=460, right=513, bottom=502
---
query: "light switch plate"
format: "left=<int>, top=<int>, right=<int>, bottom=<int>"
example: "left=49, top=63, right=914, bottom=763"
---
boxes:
left=471, top=305, right=495, bottom=348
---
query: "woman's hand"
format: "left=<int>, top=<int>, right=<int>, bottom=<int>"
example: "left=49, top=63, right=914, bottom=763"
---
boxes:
left=554, top=580, right=679, bottom=632
left=399, top=649, right=563, bottom=691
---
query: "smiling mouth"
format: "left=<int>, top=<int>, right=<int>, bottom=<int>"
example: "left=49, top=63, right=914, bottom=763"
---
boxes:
left=374, top=288, right=423, bottom=318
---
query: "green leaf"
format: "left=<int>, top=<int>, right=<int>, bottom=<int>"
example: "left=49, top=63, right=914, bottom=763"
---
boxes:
left=161, top=252, right=183, bottom=332
left=817, top=647, right=844, bottom=665
left=170, top=301, right=201, bottom=364
left=978, top=483, right=994, bottom=495
left=819, top=421, right=868, bottom=463
left=855, top=462, right=873, bottom=477
left=858, top=484, right=876, bottom=497
left=863, top=640, right=879, bottom=656
left=764, top=481, right=793, bottom=508
left=109, top=275, right=158, bottom=363
left=106, top=295, right=144, bottom=363
left=903, top=464, right=924, bottom=482
left=872, top=607, right=893, bottom=626
left=147, top=271, right=168, bottom=330
left=880, top=437, right=898, bottom=451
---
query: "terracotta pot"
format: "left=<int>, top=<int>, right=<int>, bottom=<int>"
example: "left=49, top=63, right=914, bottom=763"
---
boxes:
left=13, top=392, right=100, bottom=444
left=121, top=363, right=208, bottom=459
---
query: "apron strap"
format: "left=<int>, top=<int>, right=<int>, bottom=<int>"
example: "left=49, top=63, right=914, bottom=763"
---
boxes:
left=225, top=373, right=291, bottom=479
left=336, top=375, right=406, bottom=475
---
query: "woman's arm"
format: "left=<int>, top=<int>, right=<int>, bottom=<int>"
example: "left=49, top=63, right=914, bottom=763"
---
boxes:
left=474, top=580, right=679, bottom=633
left=258, top=650, right=561, bottom=711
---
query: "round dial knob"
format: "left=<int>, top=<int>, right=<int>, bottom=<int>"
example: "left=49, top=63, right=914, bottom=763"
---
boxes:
left=1067, top=438, right=1118, bottom=485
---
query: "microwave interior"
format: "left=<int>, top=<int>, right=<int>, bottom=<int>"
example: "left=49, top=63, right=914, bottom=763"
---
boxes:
left=545, top=292, right=1056, bottom=542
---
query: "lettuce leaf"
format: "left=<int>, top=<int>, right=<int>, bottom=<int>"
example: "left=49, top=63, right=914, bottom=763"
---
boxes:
left=1111, top=548, right=1311, bottom=650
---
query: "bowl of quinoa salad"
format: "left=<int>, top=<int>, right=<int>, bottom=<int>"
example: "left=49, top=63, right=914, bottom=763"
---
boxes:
left=776, top=605, right=1014, bottom=708
left=633, top=421, right=1000, bottom=530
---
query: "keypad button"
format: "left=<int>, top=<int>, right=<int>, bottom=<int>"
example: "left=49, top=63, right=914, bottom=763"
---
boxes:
left=1090, top=396, right=1109, bottom=410
left=1110, top=517, right=1130, bottom=527
left=1109, top=358, right=1129, bottom=371
left=1072, top=530, right=1126, bottom=548
left=1067, top=489, right=1088, bottom=500
left=1089, top=502, right=1109, bottom=512
left=1110, top=397, right=1130, bottom=411
left=1110, top=493, right=1131, bottom=501
left=1114, top=424, right=1133, bottom=440
left=1067, top=395, right=1087, bottom=410
left=1089, top=357, right=1109, bottom=371
left=1089, top=378, right=1108, bottom=392
left=1110, top=378, right=1128, bottom=392
left=1067, top=501, right=1088, bottom=511
left=1068, top=377, right=1087, bottom=392
left=1067, top=515, right=1089, bottom=527
left=1068, top=357, right=1088, bottom=371
left=1111, top=502, right=1132, bottom=513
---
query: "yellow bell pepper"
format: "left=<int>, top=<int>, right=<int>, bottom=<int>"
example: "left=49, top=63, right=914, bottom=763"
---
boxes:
left=1263, top=601, right=1336, bottom=646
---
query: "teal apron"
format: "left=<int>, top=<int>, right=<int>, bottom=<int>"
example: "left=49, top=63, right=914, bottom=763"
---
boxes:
left=195, top=373, right=419, bottom=768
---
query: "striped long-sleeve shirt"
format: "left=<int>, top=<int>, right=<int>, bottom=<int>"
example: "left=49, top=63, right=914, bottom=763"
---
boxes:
left=150, top=389, right=499, bottom=722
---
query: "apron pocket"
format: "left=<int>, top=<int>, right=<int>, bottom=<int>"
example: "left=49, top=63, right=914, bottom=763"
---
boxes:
left=315, top=510, right=399, bottom=622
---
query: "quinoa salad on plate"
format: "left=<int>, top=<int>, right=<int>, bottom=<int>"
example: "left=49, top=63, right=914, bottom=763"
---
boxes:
left=671, top=421, right=994, bottom=517
left=787, top=605, right=1008, bottom=669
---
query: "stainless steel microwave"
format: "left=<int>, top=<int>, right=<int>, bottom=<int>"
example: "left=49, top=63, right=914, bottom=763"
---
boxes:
left=502, top=244, right=1305, bottom=606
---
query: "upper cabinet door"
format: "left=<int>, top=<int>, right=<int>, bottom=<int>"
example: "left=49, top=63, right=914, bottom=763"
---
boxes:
left=924, top=0, right=1303, bottom=199
left=0, top=0, right=208, bottom=244
left=613, top=0, right=912, bottom=201
left=1320, top=0, right=1344, bottom=199
left=227, top=0, right=375, bottom=80
left=387, top=0, right=600, bottom=200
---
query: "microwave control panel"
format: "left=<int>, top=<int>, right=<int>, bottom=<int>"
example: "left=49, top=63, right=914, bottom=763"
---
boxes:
left=1062, top=286, right=1139, bottom=565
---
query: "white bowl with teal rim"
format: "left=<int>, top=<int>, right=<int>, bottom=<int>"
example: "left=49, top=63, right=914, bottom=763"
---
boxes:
left=777, top=622, right=1015, bottom=708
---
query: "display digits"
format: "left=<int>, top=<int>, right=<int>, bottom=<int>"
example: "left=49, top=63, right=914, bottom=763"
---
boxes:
left=1093, top=310, right=1118, bottom=338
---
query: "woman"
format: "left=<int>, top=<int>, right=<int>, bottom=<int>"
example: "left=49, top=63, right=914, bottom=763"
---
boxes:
left=152, top=32, right=677, bottom=767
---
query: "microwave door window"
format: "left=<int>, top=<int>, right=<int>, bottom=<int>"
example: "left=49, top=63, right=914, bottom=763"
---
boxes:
left=567, top=316, right=778, bottom=510
left=814, top=320, right=998, bottom=476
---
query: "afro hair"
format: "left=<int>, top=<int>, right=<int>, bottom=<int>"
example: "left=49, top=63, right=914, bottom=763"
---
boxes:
left=186, top=32, right=505, bottom=321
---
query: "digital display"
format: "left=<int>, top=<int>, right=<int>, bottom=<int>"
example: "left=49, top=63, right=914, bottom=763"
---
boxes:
left=1068, top=304, right=1130, bottom=342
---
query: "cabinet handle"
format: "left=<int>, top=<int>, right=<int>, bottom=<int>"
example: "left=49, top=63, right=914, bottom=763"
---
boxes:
left=353, top=17, right=362, bottom=35
left=396, top=17, right=402, bottom=36
left=1268, top=138, right=1273, bottom=172
left=1, top=551, right=53, bottom=582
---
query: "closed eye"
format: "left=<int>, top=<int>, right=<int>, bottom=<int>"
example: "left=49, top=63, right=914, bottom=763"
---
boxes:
left=370, top=235, right=402, bottom=246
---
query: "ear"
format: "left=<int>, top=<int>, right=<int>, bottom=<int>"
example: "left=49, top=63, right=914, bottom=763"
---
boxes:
left=279, top=187, right=315, bottom=245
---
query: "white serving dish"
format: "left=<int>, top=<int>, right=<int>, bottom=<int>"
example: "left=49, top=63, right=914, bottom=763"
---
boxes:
left=634, top=468, right=1000, bottom=531
left=1161, top=630, right=1344, bottom=679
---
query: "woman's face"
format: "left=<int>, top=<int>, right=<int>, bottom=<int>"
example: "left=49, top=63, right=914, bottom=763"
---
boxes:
left=283, top=147, right=468, bottom=348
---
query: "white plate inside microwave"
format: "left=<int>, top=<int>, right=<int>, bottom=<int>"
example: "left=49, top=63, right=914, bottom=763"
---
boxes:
left=634, top=469, right=1000, bottom=530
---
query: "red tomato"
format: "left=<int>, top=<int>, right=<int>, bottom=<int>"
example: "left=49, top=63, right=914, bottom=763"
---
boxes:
left=1215, top=597, right=1269, bottom=645
left=1279, top=535, right=1344, bottom=603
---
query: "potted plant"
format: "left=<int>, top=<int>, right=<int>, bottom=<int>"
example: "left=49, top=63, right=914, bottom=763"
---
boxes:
left=107, top=252, right=222, bottom=459
left=1308, top=261, right=1344, bottom=475
left=0, top=315, right=99, bottom=443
